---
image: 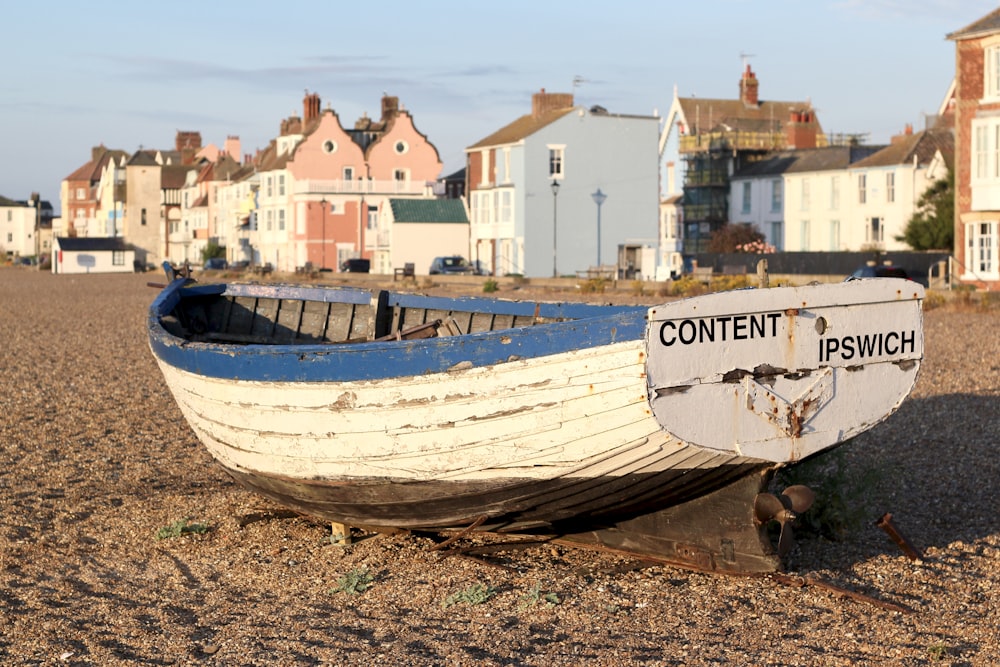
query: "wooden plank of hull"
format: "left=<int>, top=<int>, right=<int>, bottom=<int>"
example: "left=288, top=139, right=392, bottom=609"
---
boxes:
left=220, top=454, right=770, bottom=530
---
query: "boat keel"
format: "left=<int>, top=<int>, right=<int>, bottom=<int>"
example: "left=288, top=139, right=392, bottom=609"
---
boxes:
left=557, top=468, right=784, bottom=573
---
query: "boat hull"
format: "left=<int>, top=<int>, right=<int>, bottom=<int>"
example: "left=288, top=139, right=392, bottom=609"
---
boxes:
left=154, top=340, right=764, bottom=530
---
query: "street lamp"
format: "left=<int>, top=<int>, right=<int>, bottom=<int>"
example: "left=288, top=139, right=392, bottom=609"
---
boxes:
left=591, top=188, right=607, bottom=268
left=320, top=197, right=327, bottom=270
left=551, top=179, right=560, bottom=277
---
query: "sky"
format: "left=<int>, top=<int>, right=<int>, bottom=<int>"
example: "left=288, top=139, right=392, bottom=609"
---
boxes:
left=2, top=0, right=997, bottom=214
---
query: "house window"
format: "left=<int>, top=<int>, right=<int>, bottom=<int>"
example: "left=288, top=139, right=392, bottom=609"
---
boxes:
left=741, top=182, right=751, bottom=214
left=394, top=140, right=409, bottom=154
left=141, top=208, right=147, bottom=226
left=6, top=211, right=10, bottom=221
left=986, top=44, right=1000, bottom=99
left=548, top=146, right=565, bottom=179
left=800, top=178, right=810, bottom=211
left=366, top=206, right=377, bottom=231
left=112, top=251, right=124, bottom=266
left=829, top=220, right=840, bottom=250
left=886, top=172, right=895, bottom=203
left=278, top=209, right=285, bottom=231
left=6, top=233, right=11, bottom=243
left=343, top=167, right=354, bottom=181
left=800, top=220, right=810, bottom=251
left=830, top=177, right=840, bottom=210
left=394, top=169, right=407, bottom=182
left=771, top=180, right=782, bottom=212
left=858, top=174, right=867, bottom=204
left=966, top=221, right=998, bottom=277
left=770, top=220, right=783, bottom=251
left=266, top=210, right=273, bottom=231
left=995, top=125, right=1000, bottom=178
left=867, top=217, right=883, bottom=243
left=266, top=177, right=273, bottom=197
left=974, top=125, right=988, bottom=180
left=323, top=140, right=337, bottom=154
left=279, top=175, right=285, bottom=196
left=76, top=188, right=85, bottom=200
left=500, top=190, right=513, bottom=223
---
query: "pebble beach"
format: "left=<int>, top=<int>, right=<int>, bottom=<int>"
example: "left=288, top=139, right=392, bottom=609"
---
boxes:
left=1, top=268, right=999, bottom=665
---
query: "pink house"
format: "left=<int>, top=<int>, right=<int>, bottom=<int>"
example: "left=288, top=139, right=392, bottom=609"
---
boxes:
left=252, top=92, right=444, bottom=273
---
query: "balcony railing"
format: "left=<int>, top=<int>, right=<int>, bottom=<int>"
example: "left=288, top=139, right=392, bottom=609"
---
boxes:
left=293, top=179, right=430, bottom=196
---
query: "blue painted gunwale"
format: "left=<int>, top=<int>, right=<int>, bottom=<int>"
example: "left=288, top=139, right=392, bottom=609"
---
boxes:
left=148, top=277, right=650, bottom=383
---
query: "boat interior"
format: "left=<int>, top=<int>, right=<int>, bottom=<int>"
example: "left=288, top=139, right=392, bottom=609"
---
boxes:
left=158, top=283, right=594, bottom=346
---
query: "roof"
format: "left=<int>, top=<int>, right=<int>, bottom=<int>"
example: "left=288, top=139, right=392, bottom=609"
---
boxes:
left=389, top=198, right=468, bottom=223
left=677, top=97, right=823, bottom=135
left=947, top=8, right=1000, bottom=40
left=467, top=107, right=577, bottom=150
left=55, top=237, right=135, bottom=252
left=732, top=145, right=885, bottom=179
left=850, top=128, right=954, bottom=169
left=0, top=194, right=24, bottom=206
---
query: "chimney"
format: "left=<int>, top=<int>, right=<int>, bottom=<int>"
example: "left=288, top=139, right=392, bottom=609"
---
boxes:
left=785, top=109, right=818, bottom=149
left=224, top=135, right=241, bottom=161
left=303, top=92, right=321, bottom=123
left=91, top=145, right=107, bottom=162
left=381, top=94, right=400, bottom=121
left=740, top=65, right=759, bottom=107
left=531, top=88, right=574, bottom=118
left=891, top=123, right=915, bottom=144
left=176, top=131, right=203, bottom=165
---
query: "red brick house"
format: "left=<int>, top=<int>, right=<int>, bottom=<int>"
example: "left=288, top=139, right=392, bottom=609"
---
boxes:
left=948, top=9, right=1000, bottom=290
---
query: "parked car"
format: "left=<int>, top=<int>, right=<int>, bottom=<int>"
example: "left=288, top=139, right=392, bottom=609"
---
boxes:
left=204, top=257, right=228, bottom=271
left=341, top=258, right=370, bottom=273
left=846, top=264, right=911, bottom=281
left=429, top=256, right=474, bottom=275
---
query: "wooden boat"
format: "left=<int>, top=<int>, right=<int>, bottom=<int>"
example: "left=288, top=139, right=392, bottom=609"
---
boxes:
left=148, top=269, right=924, bottom=572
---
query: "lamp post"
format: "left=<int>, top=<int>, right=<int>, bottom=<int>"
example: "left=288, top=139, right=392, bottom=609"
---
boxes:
left=591, top=188, right=607, bottom=268
left=551, top=179, right=560, bottom=277
left=320, top=197, right=327, bottom=270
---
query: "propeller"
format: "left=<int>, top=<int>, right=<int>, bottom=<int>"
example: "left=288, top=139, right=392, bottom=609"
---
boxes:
left=753, top=485, right=816, bottom=557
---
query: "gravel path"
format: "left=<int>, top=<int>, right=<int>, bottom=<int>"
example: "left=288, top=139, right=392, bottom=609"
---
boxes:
left=1, top=269, right=998, bottom=666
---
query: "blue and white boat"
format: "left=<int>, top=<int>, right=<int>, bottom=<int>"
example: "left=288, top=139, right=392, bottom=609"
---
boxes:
left=148, top=271, right=924, bottom=572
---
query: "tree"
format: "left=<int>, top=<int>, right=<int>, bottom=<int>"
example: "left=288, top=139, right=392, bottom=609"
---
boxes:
left=201, top=241, right=226, bottom=263
left=896, top=169, right=954, bottom=251
left=708, top=223, right=774, bottom=253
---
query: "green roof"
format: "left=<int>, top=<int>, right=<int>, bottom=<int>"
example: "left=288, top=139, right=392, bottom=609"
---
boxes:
left=389, top=198, right=468, bottom=223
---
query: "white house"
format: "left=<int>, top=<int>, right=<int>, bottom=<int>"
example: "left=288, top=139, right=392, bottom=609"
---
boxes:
left=52, top=237, right=136, bottom=274
left=1, top=195, right=39, bottom=259
left=730, top=128, right=952, bottom=253
left=846, top=126, right=953, bottom=252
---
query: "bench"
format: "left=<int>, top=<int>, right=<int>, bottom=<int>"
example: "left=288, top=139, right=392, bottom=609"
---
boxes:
left=691, top=266, right=714, bottom=285
left=394, top=263, right=415, bottom=281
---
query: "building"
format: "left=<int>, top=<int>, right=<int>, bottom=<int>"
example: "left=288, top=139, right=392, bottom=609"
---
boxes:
left=60, top=146, right=128, bottom=238
left=1, top=193, right=52, bottom=260
left=846, top=126, right=953, bottom=252
left=247, top=92, right=443, bottom=273
left=51, top=236, right=135, bottom=274
left=381, top=198, right=470, bottom=275
left=661, top=66, right=825, bottom=254
left=730, top=146, right=883, bottom=251
left=947, top=9, right=1000, bottom=289
left=466, top=89, right=660, bottom=278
